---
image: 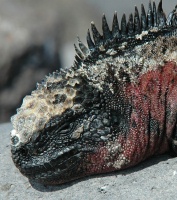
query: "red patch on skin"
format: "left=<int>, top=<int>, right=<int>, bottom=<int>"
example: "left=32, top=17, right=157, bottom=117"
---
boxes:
left=124, top=62, right=177, bottom=166
left=87, top=62, right=177, bottom=174
left=85, top=62, right=177, bottom=174
left=85, top=144, right=115, bottom=174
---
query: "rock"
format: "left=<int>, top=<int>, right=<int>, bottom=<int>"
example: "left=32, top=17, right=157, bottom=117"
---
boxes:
left=0, top=0, right=100, bottom=122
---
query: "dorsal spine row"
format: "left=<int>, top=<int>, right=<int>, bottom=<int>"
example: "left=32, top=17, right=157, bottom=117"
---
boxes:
left=73, top=0, right=177, bottom=66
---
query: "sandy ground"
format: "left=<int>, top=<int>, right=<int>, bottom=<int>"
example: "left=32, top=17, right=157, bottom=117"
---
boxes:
left=0, top=123, right=177, bottom=200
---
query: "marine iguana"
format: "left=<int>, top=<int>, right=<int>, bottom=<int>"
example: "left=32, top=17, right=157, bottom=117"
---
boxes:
left=10, top=0, right=177, bottom=185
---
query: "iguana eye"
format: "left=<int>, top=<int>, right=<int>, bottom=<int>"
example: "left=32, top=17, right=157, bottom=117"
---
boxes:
left=59, top=122, right=75, bottom=134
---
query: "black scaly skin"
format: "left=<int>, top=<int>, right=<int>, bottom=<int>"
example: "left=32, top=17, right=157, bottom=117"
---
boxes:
left=11, top=1, right=177, bottom=185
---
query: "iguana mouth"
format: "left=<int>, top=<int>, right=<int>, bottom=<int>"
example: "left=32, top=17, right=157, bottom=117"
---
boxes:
left=11, top=141, right=82, bottom=181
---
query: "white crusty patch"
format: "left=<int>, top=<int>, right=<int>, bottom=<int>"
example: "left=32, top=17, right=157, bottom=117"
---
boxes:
left=11, top=75, right=81, bottom=146
left=71, top=125, right=84, bottom=139
left=135, top=31, right=149, bottom=40
left=76, top=36, right=177, bottom=91
left=104, top=139, right=130, bottom=169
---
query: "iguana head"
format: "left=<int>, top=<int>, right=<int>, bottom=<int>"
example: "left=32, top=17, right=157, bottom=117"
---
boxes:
left=11, top=0, right=177, bottom=184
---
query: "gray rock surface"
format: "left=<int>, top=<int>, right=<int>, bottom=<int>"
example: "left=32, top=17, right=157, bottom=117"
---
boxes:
left=0, top=0, right=99, bottom=123
left=0, top=123, right=177, bottom=200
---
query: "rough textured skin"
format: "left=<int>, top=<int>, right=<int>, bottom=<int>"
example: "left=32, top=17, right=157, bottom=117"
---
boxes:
left=11, top=0, right=177, bottom=185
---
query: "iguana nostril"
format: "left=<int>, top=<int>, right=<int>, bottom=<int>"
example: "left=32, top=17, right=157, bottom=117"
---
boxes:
left=11, top=135, right=19, bottom=146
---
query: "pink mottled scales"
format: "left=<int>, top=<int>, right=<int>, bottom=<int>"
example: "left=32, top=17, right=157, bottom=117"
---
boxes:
left=124, top=62, right=177, bottom=165
left=86, top=62, right=177, bottom=174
